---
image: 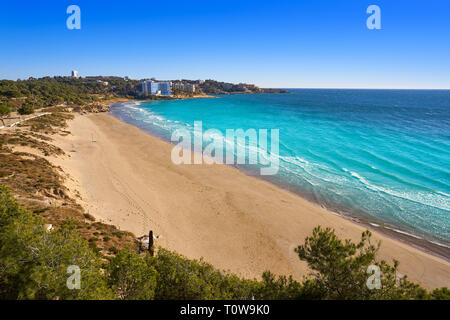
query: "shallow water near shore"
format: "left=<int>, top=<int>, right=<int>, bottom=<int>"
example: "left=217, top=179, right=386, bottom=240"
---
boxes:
left=110, top=89, right=450, bottom=253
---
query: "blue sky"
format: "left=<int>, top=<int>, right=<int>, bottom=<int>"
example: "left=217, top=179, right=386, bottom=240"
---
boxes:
left=0, top=0, right=449, bottom=88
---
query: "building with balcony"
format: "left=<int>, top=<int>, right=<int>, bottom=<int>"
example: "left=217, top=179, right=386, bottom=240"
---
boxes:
left=172, top=81, right=196, bottom=93
left=137, top=80, right=171, bottom=96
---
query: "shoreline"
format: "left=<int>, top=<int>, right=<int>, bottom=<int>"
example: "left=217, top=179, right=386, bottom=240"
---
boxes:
left=241, top=169, right=450, bottom=262
left=110, top=101, right=450, bottom=262
left=134, top=94, right=217, bottom=102
left=50, top=111, right=450, bottom=289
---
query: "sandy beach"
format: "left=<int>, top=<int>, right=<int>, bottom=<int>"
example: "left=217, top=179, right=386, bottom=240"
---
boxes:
left=49, top=112, right=450, bottom=290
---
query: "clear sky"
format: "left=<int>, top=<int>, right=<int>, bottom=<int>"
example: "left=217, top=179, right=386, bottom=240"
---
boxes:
left=0, top=0, right=449, bottom=89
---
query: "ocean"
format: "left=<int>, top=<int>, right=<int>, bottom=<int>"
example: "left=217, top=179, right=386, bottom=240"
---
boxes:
left=110, top=89, right=450, bottom=252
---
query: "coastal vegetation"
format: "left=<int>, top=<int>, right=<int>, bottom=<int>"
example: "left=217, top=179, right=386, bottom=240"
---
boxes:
left=17, top=104, right=34, bottom=115
left=0, top=77, right=139, bottom=113
left=1, top=185, right=448, bottom=300
left=0, top=105, right=11, bottom=118
left=0, top=77, right=287, bottom=115
left=198, top=80, right=288, bottom=95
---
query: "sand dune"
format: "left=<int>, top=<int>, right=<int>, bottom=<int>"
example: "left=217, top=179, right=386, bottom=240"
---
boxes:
left=50, top=113, right=450, bottom=289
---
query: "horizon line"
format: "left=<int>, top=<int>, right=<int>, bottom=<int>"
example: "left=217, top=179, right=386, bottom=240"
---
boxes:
left=276, top=87, right=450, bottom=90
left=1, top=76, right=449, bottom=91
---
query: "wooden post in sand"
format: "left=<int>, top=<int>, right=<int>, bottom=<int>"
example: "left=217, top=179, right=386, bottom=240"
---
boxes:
left=148, top=230, right=154, bottom=257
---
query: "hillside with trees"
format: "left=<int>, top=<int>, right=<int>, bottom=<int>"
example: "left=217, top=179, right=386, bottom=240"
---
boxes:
left=198, top=80, right=288, bottom=95
left=0, top=77, right=288, bottom=116
left=0, top=77, right=139, bottom=115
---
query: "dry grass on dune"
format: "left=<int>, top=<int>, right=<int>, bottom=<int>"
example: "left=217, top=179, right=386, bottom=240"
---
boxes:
left=0, top=109, right=138, bottom=258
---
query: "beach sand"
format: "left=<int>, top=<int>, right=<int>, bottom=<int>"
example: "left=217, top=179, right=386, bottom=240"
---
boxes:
left=50, top=113, right=450, bottom=290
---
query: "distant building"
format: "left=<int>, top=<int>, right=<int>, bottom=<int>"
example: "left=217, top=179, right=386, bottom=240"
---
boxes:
left=172, top=81, right=196, bottom=93
left=172, top=82, right=182, bottom=91
left=124, top=76, right=131, bottom=80
left=137, top=80, right=171, bottom=96
left=237, top=83, right=257, bottom=91
left=185, top=83, right=196, bottom=93
left=71, top=70, right=79, bottom=79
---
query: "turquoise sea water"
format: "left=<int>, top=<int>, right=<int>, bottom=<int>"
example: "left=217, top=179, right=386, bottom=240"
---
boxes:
left=111, top=90, right=450, bottom=250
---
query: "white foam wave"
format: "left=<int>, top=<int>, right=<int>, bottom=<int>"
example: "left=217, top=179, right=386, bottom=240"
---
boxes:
left=345, top=169, right=450, bottom=212
left=384, top=226, right=424, bottom=240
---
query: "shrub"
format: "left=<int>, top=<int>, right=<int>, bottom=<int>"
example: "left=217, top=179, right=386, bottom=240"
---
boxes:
left=83, top=213, right=95, bottom=221
left=295, top=226, right=429, bottom=300
left=108, top=248, right=157, bottom=300
left=0, top=186, right=114, bottom=299
left=431, top=287, right=450, bottom=300
left=0, top=105, right=11, bottom=117
left=146, top=248, right=261, bottom=300
left=18, top=104, right=34, bottom=115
